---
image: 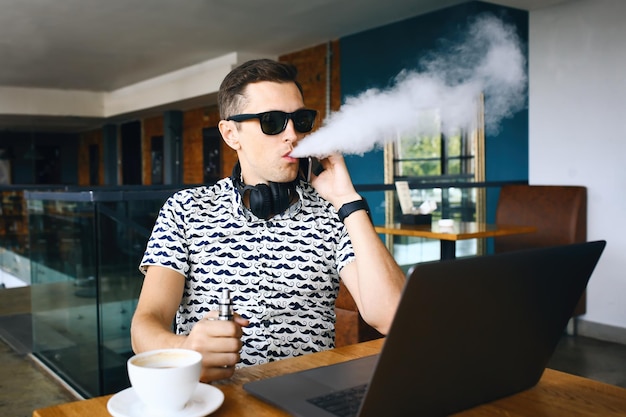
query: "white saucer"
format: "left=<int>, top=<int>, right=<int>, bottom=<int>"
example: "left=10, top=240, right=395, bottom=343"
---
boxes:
left=107, top=383, right=224, bottom=417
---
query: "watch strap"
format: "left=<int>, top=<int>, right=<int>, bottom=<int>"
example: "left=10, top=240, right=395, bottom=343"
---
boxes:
left=338, top=199, right=370, bottom=223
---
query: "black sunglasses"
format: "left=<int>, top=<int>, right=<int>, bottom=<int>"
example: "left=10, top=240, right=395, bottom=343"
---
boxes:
left=227, top=109, right=317, bottom=135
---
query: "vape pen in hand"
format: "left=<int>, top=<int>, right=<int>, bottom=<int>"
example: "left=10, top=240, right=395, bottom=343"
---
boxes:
left=218, top=288, right=234, bottom=321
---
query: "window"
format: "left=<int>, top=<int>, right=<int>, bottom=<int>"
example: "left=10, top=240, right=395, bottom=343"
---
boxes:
left=383, top=96, right=485, bottom=265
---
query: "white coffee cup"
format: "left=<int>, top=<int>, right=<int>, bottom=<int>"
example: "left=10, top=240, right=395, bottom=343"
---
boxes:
left=127, top=348, right=202, bottom=414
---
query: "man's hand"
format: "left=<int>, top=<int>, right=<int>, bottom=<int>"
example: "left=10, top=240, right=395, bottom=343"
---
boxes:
left=309, top=154, right=361, bottom=210
left=181, top=311, right=249, bottom=382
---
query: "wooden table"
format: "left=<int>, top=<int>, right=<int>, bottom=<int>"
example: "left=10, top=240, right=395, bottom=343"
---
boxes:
left=33, top=338, right=626, bottom=417
left=375, top=222, right=536, bottom=260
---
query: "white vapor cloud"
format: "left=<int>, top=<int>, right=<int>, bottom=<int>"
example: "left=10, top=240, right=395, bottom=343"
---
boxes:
left=291, top=13, right=527, bottom=158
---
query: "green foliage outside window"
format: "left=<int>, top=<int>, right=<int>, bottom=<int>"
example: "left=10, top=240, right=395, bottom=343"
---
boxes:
left=395, top=130, right=462, bottom=178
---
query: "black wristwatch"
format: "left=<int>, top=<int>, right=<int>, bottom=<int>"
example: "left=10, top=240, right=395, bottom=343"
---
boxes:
left=338, top=199, right=370, bottom=223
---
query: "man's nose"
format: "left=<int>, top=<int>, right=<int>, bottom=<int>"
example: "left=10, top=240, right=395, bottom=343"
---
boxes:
left=283, top=119, right=300, bottom=142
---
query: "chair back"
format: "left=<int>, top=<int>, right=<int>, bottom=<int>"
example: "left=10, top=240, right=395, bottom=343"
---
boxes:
left=334, top=282, right=382, bottom=347
left=495, top=185, right=587, bottom=253
left=494, top=184, right=587, bottom=317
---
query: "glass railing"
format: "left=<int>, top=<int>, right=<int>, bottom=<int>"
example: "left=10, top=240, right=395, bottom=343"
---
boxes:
left=1, top=186, right=65, bottom=288
left=24, top=187, right=182, bottom=397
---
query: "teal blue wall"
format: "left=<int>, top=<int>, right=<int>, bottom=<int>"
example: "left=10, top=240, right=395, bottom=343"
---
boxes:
left=340, top=1, right=528, bottom=226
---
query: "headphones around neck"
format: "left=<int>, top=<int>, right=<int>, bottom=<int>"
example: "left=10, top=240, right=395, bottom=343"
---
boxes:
left=231, top=162, right=298, bottom=219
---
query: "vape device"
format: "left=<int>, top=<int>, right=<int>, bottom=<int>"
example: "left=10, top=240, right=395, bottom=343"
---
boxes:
left=218, top=288, right=234, bottom=321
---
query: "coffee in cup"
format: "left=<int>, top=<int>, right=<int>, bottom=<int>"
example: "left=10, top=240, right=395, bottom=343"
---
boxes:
left=127, top=348, right=202, bottom=413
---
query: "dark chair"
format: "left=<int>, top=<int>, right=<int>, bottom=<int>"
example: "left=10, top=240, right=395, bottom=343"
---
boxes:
left=334, top=282, right=382, bottom=347
left=494, top=184, right=587, bottom=317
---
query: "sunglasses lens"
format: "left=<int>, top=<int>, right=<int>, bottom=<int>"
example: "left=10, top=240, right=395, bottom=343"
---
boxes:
left=259, top=112, right=287, bottom=135
left=293, top=110, right=316, bottom=133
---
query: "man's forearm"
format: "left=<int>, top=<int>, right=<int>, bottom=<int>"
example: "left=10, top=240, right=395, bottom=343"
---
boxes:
left=343, top=209, right=405, bottom=334
left=130, top=313, right=185, bottom=353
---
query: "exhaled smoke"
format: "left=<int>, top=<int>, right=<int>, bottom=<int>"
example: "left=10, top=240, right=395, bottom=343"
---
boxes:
left=291, top=13, right=527, bottom=158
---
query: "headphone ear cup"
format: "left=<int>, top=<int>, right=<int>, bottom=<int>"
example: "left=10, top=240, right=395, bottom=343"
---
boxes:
left=269, top=181, right=292, bottom=214
left=248, top=184, right=272, bottom=219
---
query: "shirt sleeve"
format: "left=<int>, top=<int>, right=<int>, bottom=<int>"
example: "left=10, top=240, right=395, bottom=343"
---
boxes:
left=139, top=191, right=190, bottom=276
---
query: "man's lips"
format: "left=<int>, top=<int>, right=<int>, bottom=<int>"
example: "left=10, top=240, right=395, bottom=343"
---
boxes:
left=283, top=153, right=298, bottom=162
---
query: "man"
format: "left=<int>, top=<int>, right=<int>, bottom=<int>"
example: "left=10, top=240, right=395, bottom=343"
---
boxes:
left=131, top=59, right=405, bottom=383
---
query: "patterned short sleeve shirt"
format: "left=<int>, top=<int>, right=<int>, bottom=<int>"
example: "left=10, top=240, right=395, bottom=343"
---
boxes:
left=140, top=177, right=355, bottom=366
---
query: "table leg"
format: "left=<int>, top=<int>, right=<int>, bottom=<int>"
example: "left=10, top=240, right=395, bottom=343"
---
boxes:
left=440, top=241, right=456, bottom=260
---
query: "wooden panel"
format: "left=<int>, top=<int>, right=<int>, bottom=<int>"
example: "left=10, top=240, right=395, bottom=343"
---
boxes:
left=77, top=130, right=103, bottom=186
left=141, top=115, right=164, bottom=185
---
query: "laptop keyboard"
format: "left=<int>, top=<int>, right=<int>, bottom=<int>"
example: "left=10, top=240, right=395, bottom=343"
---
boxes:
left=306, top=384, right=368, bottom=417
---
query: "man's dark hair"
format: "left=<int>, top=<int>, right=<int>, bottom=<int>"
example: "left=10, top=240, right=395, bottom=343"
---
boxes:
left=218, top=59, right=304, bottom=119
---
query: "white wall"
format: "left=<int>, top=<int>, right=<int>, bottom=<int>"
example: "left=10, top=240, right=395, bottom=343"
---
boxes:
left=530, top=0, right=626, bottom=342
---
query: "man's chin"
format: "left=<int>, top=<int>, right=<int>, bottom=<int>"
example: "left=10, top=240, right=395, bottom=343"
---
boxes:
left=276, top=168, right=299, bottom=184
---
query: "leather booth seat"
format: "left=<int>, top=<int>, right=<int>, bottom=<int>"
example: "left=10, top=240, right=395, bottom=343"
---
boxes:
left=494, top=184, right=587, bottom=316
left=334, top=282, right=382, bottom=347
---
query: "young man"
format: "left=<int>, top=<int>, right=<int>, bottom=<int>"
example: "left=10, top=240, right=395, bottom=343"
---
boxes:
left=131, top=59, right=405, bottom=382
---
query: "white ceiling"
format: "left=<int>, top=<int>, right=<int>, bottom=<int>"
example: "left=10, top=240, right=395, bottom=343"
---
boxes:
left=0, top=0, right=566, bottom=132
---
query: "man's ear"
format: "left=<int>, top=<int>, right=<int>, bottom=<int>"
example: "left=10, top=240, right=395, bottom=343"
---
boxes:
left=219, top=120, right=241, bottom=150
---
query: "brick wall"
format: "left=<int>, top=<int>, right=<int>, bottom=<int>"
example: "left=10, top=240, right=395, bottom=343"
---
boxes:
left=281, top=40, right=341, bottom=124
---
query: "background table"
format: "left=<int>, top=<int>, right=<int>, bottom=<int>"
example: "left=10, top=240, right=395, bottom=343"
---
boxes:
left=375, top=222, right=536, bottom=260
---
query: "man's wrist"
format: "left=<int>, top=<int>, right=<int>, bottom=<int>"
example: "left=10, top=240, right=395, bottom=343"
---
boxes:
left=338, top=199, right=370, bottom=223
left=333, top=193, right=362, bottom=210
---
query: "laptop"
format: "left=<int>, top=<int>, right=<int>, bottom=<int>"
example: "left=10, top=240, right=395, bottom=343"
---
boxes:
left=243, top=240, right=606, bottom=417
